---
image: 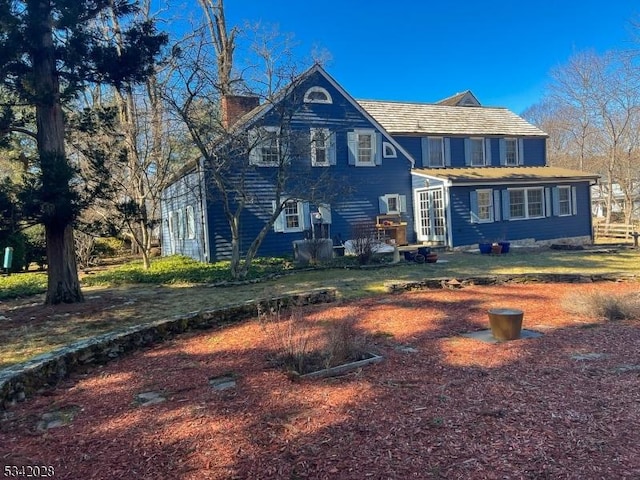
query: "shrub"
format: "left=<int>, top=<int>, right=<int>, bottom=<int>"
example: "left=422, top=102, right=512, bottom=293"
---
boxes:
left=260, top=302, right=370, bottom=376
left=350, top=220, right=377, bottom=265
left=564, top=290, right=640, bottom=322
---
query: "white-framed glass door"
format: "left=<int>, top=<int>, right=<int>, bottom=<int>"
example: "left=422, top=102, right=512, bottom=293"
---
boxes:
left=415, top=187, right=447, bottom=243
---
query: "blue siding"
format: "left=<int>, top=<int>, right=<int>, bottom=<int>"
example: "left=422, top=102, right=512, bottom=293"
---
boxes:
left=393, top=135, right=546, bottom=168
left=522, top=138, right=546, bottom=166
left=449, top=182, right=592, bottom=247
left=205, top=69, right=414, bottom=260
left=161, top=168, right=208, bottom=261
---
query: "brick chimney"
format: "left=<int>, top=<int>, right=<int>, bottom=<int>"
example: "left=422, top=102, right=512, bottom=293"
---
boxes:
left=221, top=95, right=260, bottom=129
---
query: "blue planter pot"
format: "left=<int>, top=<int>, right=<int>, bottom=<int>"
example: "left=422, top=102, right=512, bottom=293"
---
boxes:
left=478, top=242, right=492, bottom=254
left=417, top=246, right=431, bottom=256
left=498, top=241, right=511, bottom=254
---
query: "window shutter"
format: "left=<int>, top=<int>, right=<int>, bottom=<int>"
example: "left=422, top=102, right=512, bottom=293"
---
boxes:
left=374, top=132, right=383, bottom=165
left=399, top=195, right=407, bottom=213
left=501, top=190, right=511, bottom=220
left=301, top=202, right=311, bottom=230
left=318, top=203, right=332, bottom=223
left=347, top=131, right=356, bottom=165
left=571, top=186, right=578, bottom=215
left=272, top=200, right=285, bottom=232
left=499, top=139, right=506, bottom=166
left=485, top=138, right=492, bottom=165
left=444, top=138, right=451, bottom=166
left=493, top=189, right=501, bottom=221
left=552, top=187, right=560, bottom=216
left=421, top=137, right=429, bottom=167
left=310, top=128, right=317, bottom=165
left=379, top=195, right=389, bottom=214
left=518, top=139, right=525, bottom=165
left=328, top=131, right=337, bottom=165
left=545, top=187, right=552, bottom=217
left=248, top=129, right=260, bottom=165
left=469, top=190, right=479, bottom=224
left=464, top=138, right=471, bottom=166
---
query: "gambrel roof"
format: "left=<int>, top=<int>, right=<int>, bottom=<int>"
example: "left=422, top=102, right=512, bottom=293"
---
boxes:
left=357, top=100, right=547, bottom=137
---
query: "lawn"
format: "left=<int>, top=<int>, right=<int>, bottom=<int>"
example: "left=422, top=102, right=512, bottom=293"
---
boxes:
left=1, top=246, right=640, bottom=369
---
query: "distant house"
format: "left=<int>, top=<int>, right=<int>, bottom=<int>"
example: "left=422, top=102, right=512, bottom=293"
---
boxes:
left=161, top=66, right=599, bottom=261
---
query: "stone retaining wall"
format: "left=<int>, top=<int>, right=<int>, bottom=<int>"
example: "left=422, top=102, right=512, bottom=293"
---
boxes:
left=0, top=288, right=337, bottom=409
left=385, top=273, right=639, bottom=293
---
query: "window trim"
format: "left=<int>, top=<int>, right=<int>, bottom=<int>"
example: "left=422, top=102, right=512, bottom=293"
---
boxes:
left=557, top=186, right=572, bottom=216
left=310, top=127, right=332, bottom=167
left=508, top=187, right=545, bottom=220
left=353, top=129, right=377, bottom=166
left=476, top=189, right=494, bottom=223
left=185, top=205, right=196, bottom=239
left=382, top=141, right=397, bottom=158
left=249, top=126, right=281, bottom=166
left=428, top=136, right=445, bottom=167
left=303, top=86, right=332, bottom=104
left=469, top=137, right=486, bottom=166
left=504, top=138, right=520, bottom=166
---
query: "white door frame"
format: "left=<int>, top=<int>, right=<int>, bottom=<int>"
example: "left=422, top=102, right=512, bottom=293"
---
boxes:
left=414, top=186, right=448, bottom=245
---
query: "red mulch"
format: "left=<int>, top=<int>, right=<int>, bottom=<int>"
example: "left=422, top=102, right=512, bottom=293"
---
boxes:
left=2, top=282, right=640, bottom=479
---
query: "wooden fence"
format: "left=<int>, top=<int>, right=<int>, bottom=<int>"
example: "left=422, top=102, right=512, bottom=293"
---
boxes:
left=593, top=222, right=638, bottom=240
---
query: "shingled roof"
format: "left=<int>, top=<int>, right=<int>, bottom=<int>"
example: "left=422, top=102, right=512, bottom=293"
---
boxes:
left=357, top=100, right=547, bottom=137
left=412, top=166, right=599, bottom=184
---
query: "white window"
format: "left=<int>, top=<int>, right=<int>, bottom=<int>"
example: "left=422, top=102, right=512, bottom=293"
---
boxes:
left=383, top=142, right=397, bottom=158
left=303, top=86, right=332, bottom=104
left=477, top=189, right=493, bottom=222
left=310, top=128, right=334, bottom=166
left=249, top=127, right=280, bottom=166
left=428, top=137, right=444, bottom=167
left=509, top=187, right=545, bottom=219
left=469, top=138, right=485, bottom=166
left=273, top=200, right=306, bottom=233
left=185, top=205, right=196, bottom=239
left=379, top=194, right=406, bottom=214
left=558, top=186, right=572, bottom=216
left=357, top=131, right=374, bottom=165
left=348, top=130, right=379, bottom=166
left=505, top=138, right=519, bottom=166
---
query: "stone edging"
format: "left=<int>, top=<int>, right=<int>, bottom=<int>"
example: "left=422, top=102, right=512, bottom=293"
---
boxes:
left=0, top=288, right=337, bottom=410
left=385, top=273, right=640, bottom=293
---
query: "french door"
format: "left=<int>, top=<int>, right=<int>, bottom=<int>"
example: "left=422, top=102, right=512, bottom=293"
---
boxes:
left=415, top=187, right=447, bottom=244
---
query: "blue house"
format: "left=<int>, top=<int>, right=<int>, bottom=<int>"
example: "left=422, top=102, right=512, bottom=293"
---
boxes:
left=161, top=65, right=415, bottom=261
left=359, top=94, right=599, bottom=249
left=161, top=66, right=599, bottom=261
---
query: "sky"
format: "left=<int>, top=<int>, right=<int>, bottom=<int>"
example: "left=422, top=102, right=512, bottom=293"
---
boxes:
left=165, top=1, right=640, bottom=114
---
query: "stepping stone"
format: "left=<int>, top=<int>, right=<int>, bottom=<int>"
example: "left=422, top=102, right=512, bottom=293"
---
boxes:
left=37, top=405, right=80, bottom=430
left=460, top=329, right=543, bottom=344
left=135, top=391, right=166, bottom=406
left=395, top=345, right=419, bottom=353
left=209, top=375, right=236, bottom=391
left=570, top=353, right=608, bottom=361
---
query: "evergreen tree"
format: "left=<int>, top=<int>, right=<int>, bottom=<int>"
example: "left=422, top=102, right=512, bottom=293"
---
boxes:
left=0, top=0, right=167, bottom=304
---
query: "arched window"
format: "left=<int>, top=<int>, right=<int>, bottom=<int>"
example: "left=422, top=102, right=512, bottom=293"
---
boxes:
left=382, top=141, right=397, bottom=158
left=303, top=86, right=332, bottom=104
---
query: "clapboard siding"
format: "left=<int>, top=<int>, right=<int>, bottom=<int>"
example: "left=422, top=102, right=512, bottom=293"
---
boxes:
left=449, top=182, right=592, bottom=247
left=161, top=167, right=208, bottom=261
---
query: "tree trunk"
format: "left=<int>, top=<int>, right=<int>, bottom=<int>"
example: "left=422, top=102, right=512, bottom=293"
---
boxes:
left=30, top=0, right=83, bottom=304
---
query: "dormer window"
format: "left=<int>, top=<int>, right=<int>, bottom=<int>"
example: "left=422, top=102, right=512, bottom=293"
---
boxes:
left=303, top=86, right=332, bottom=104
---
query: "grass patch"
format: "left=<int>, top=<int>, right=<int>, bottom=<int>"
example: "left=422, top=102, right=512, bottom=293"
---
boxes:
left=0, top=272, right=47, bottom=300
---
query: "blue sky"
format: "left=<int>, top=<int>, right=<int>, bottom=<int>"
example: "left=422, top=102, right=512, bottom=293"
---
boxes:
left=169, top=1, right=639, bottom=114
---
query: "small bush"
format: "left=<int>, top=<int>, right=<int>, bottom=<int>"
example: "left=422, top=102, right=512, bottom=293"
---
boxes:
left=260, top=303, right=370, bottom=375
left=564, top=290, right=640, bottom=322
left=350, top=220, right=377, bottom=265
